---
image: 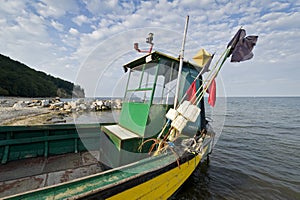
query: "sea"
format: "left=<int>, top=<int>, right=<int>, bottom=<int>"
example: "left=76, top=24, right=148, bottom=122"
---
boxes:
left=70, top=97, right=300, bottom=199
left=170, top=97, right=300, bottom=200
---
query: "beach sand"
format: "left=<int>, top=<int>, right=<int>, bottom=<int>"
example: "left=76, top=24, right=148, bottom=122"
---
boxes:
left=0, top=107, right=67, bottom=126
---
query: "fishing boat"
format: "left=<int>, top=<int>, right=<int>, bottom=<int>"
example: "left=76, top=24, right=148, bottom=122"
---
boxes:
left=0, top=16, right=258, bottom=199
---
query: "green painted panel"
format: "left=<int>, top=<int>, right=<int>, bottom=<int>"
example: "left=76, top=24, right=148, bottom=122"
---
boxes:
left=49, top=139, right=75, bottom=155
left=119, top=102, right=150, bottom=136
left=9, top=142, right=44, bottom=160
left=144, top=104, right=168, bottom=138
left=0, top=123, right=114, bottom=163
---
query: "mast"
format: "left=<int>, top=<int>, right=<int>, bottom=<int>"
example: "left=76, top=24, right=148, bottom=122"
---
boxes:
left=174, top=15, right=189, bottom=108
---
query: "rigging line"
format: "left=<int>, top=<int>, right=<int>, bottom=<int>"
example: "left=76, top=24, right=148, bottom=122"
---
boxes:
left=195, top=47, right=231, bottom=106
left=177, top=55, right=214, bottom=107
left=157, top=28, right=242, bottom=143
left=180, top=46, right=227, bottom=107
left=156, top=48, right=227, bottom=140
left=191, top=27, right=243, bottom=106
left=183, top=47, right=229, bottom=107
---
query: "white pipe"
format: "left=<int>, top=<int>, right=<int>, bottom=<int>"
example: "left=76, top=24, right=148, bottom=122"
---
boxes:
left=174, top=15, right=189, bottom=108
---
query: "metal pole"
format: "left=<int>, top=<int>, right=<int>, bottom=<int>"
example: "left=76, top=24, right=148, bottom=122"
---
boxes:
left=174, top=15, right=189, bottom=108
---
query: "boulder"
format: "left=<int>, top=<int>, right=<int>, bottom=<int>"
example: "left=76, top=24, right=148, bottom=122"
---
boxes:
left=112, top=99, right=122, bottom=109
left=95, top=100, right=103, bottom=106
left=104, top=100, right=111, bottom=108
left=12, top=101, right=25, bottom=109
left=79, top=103, right=87, bottom=111
left=52, top=102, right=64, bottom=107
left=63, top=103, right=71, bottom=110
left=41, top=99, right=50, bottom=107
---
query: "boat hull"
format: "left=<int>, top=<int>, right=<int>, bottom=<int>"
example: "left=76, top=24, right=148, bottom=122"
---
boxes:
left=106, top=148, right=207, bottom=200
left=3, top=140, right=212, bottom=200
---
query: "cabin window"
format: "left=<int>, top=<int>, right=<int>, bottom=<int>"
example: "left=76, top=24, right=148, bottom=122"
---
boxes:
left=124, top=62, right=158, bottom=103
left=152, top=59, right=178, bottom=105
left=124, top=57, right=180, bottom=106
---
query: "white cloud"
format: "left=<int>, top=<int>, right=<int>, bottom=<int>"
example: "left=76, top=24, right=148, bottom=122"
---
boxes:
left=51, top=19, right=64, bottom=31
left=0, top=0, right=299, bottom=96
left=69, top=27, right=79, bottom=35
left=83, top=0, right=116, bottom=15
left=72, top=15, right=90, bottom=26
left=0, top=1, right=26, bottom=16
left=34, top=0, right=79, bottom=18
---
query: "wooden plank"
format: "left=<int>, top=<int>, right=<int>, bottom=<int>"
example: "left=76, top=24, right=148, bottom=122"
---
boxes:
left=101, top=125, right=140, bottom=140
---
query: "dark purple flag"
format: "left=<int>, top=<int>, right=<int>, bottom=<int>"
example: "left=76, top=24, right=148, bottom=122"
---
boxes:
left=227, top=29, right=246, bottom=57
left=227, top=29, right=258, bottom=62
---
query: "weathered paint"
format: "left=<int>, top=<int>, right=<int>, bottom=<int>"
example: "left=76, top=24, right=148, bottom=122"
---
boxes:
left=0, top=123, right=115, bottom=164
left=2, top=142, right=211, bottom=200
left=0, top=151, right=102, bottom=198
left=107, top=147, right=207, bottom=200
left=119, top=102, right=150, bottom=136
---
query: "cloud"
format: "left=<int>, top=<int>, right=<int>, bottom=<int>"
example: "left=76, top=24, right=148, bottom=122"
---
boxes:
left=0, top=0, right=299, bottom=96
left=72, top=15, right=90, bottom=26
left=69, top=27, right=79, bottom=35
left=83, top=0, right=117, bottom=15
left=0, top=1, right=26, bottom=16
left=33, top=0, right=79, bottom=18
left=51, top=19, right=64, bottom=31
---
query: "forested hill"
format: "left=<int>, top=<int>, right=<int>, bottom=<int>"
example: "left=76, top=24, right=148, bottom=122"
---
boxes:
left=0, top=54, right=85, bottom=98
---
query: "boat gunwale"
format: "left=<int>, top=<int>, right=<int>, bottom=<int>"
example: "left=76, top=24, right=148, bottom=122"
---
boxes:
left=69, top=151, right=200, bottom=199
left=3, top=151, right=173, bottom=199
left=3, top=145, right=203, bottom=199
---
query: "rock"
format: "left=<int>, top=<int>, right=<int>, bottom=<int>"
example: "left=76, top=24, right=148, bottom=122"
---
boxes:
left=64, top=109, right=72, bottom=114
left=41, top=100, right=50, bottom=107
left=12, top=101, right=25, bottom=109
left=24, top=101, right=31, bottom=105
left=95, top=100, right=103, bottom=106
left=90, top=104, right=96, bottom=111
left=49, top=105, right=55, bottom=110
left=63, top=103, right=71, bottom=110
left=79, top=103, right=87, bottom=111
left=112, top=99, right=122, bottom=109
left=69, top=101, right=77, bottom=110
left=52, top=102, right=64, bottom=107
left=104, top=100, right=111, bottom=108
left=28, top=102, right=41, bottom=107
left=52, top=97, right=61, bottom=103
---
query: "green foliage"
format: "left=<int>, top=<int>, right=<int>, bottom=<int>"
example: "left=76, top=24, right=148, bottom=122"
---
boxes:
left=0, top=54, right=85, bottom=98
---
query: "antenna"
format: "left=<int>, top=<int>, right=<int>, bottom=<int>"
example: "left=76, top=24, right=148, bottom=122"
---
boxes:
left=134, top=33, right=154, bottom=53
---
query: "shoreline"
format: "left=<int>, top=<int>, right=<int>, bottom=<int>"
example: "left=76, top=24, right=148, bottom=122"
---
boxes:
left=0, top=97, right=121, bottom=126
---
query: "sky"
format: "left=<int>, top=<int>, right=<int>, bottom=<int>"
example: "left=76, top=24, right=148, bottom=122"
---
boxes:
left=0, top=0, right=299, bottom=97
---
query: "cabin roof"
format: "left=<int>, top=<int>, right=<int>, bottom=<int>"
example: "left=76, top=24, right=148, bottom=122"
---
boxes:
left=123, top=51, right=200, bottom=72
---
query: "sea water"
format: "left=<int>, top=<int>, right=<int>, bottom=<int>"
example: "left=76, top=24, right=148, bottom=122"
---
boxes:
left=171, top=97, right=300, bottom=200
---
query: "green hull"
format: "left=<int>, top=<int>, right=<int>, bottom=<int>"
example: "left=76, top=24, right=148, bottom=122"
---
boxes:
left=0, top=124, right=214, bottom=199
left=1, top=135, right=213, bottom=200
left=0, top=123, right=114, bottom=164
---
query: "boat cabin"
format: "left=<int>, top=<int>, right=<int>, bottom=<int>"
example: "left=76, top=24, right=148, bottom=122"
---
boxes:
left=100, top=51, right=206, bottom=167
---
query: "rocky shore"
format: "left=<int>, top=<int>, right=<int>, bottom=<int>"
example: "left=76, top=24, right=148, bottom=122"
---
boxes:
left=0, top=97, right=122, bottom=126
